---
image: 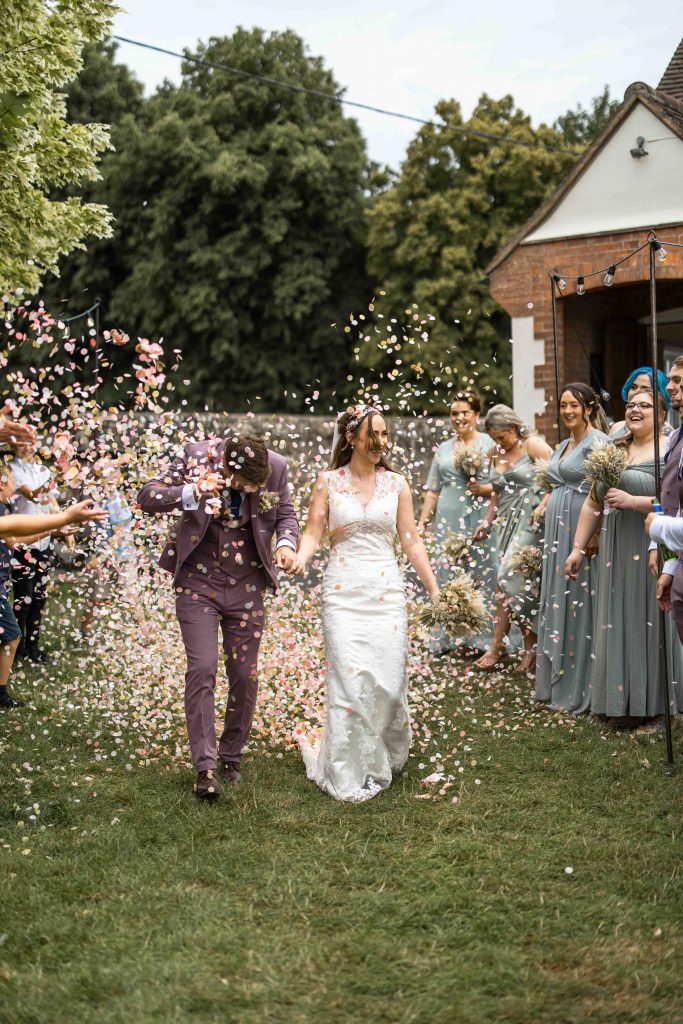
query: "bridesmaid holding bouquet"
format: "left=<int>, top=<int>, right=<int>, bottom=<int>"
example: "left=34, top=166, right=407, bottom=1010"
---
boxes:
left=419, top=391, right=496, bottom=655
left=566, top=388, right=683, bottom=731
left=535, top=384, right=609, bottom=712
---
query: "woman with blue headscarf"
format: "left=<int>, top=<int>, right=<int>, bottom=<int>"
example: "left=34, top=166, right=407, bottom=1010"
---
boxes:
left=609, top=367, right=671, bottom=437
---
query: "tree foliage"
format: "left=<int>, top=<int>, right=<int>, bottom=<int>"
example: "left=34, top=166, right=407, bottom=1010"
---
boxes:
left=0, top=0, right=116, bottom=297
left=553, top=85, right=621, bottom=147
left=363, top=96, right=579, bottom=407
left=42, top=29, right=371, bottom=413
left=38, top=31, right=623, bottom=414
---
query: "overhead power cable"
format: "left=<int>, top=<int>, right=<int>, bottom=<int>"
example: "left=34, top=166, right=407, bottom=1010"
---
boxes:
left=112, top=34, right=575, bottom=155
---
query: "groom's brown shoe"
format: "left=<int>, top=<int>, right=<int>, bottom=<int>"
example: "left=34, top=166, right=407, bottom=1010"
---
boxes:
left=218, top=761, right=242, bottom=785
left=194, top=769, right=222, bottom=800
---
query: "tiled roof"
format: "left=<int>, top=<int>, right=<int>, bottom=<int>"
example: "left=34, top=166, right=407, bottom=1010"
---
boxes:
left=659, top=39, right=683, bottom=101
left=484, top=84, right=683, bottom=274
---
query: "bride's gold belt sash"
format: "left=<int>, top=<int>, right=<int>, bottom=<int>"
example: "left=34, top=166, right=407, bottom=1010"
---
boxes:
left=329, top=520, right=396, bottom=548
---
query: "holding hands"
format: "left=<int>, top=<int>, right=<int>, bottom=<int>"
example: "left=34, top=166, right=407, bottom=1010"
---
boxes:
left=275, top=546, right=297, bottom=572
left=287, top=550, right=308, bottom=576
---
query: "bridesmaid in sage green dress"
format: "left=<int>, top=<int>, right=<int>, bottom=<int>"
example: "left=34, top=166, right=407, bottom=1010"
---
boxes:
left=419, top=391, right=496, bottom=653
left=473, top=405, right=552, bottom=673
left=535, top=384, right=609, bottom=712
left=567, top=388, right=683, bottom=730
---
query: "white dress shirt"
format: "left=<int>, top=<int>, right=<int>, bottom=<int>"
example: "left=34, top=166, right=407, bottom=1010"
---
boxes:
left=648, top=426, right=683, bottom=575
left=180, top=484, right=295, bottom=550
left=11, top=459, right=53, bottom=552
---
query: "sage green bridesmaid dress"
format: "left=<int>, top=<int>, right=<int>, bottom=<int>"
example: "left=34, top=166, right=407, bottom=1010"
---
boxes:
left=535, top=431, right=608, bottom=712
left=591, top=457, right=683, bottom=719
left=424, top=432, right=496, bottom=652
left=490, top=448, right=543, bottom=631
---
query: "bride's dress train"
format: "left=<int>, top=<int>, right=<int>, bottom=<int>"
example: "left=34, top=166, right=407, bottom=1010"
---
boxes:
left=299, top=467, right=410, bottom=802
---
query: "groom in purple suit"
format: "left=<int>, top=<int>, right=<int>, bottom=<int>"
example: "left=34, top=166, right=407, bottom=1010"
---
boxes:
left=138, top=431, right=299, bottom=799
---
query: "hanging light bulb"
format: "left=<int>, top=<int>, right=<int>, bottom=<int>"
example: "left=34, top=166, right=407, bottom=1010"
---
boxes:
left=652, top=240, right=668, bottom=262
left=552, top=271, right=567, bottom=291
left=604, top=265, right=616, bottom=287
left=576, top=276, right=586, bottom=296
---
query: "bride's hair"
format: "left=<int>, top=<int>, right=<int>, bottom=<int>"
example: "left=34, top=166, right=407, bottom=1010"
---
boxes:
left=330, top=405, right=396, bottom=471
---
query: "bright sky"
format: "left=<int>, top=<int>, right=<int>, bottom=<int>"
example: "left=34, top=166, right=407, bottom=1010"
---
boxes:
left=112, top=1, right=681, bottom=169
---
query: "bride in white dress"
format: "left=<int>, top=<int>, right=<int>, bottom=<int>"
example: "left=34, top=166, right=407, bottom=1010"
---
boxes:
left=290, top=405, right=439, bottom=803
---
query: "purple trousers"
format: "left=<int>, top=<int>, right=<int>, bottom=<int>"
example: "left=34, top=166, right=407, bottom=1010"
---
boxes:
left=671, top=572, right=683, bottom=647
left=176, top=583, right=265, bottom=771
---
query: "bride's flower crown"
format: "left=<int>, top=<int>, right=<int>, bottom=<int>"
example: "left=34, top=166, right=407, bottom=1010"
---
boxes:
left=346, top=404, right=380, bottom=433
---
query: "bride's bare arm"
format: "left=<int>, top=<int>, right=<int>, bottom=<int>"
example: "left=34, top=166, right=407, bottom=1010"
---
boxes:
left=290, top=474, right=329, bottom=573
left=396, top=480, right=439, bottom=600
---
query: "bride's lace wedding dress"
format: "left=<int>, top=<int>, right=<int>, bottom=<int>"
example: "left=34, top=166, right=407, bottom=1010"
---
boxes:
left=299, top=466, right=410, bottom=802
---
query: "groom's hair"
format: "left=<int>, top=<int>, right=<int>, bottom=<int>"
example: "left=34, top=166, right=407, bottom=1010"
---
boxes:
left=223, top=432, right=270, bottom=485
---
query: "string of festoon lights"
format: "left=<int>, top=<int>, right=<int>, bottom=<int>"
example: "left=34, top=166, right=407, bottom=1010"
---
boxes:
left=547, top=228, right=679, bottom=769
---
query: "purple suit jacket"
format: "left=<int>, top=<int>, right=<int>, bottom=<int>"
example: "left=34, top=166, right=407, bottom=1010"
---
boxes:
left=137, top=439, right=299, bottom=591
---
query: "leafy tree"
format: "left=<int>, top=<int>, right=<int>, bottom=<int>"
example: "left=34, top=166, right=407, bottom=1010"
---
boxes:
left=42, top=29, right=371, bottom=413
left=0, top=0, right=115, bottom=297
left=553, top=86, right=621, bottom=147
left=363, top=95, right=579, bottom=408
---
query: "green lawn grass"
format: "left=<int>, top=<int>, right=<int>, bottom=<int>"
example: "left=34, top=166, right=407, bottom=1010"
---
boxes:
left=1, top=649, right=682, bottom=1024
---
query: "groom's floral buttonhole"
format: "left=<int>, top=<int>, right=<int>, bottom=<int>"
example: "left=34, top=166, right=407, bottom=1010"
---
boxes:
left=259, top=491, right=280, bottom=513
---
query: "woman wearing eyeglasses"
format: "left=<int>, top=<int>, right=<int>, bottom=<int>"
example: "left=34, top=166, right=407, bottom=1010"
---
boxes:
left=566, top=388, right=683, bottom=731
left=419, top=391, right=497, bottom=655
left=609, top=366, right=671, bottom=437
left=535, top=384, right=609, bottom=713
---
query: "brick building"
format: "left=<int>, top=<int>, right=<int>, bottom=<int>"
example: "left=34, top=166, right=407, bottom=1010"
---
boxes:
left=486, top=40, right=683, bottom=438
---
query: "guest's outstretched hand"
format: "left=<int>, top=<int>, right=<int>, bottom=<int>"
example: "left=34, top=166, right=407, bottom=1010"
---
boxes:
left=0, top=406, right=36, bottom=445
left=66, top=499, right=109, bottom=525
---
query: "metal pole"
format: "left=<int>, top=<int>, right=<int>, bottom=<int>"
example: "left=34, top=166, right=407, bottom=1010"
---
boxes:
left=94, top=302, right=101, bottom=406
left=550, top=274, right=562, bottom=445
left=649, top=240, right=675, bottom=767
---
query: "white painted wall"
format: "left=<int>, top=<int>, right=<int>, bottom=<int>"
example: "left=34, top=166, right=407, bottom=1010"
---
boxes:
left=526, top=103, right=683, bottom=242
left=511, top=316, right=547, bottom=431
